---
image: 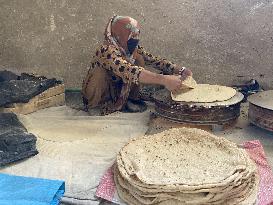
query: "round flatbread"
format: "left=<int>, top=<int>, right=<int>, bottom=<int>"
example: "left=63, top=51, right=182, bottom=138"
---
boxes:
left=114, top=128, right=259, bottom=204
left=118, top=128, right=251, bottom=186
left=115, top=165, right=258, bottom=205
left=171, top=84, right=236, bottom=103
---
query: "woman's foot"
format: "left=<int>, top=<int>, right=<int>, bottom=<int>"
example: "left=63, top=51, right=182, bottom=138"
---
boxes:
left=124, top=99, right=147, bottom=113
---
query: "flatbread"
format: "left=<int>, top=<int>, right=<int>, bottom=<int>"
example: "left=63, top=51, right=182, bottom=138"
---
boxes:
left=171, top=84, right=236, bottom=102
left=118, top=128, right=251, bottom=186
left=115, top=166, right=258, bottom=205
left=116, top=137, right=256, bottom=193
left=114, top=128, right=259, bottom=205
left=114, top=165, right=213, bottom=204
left=180, top=76, right=197, bottom=89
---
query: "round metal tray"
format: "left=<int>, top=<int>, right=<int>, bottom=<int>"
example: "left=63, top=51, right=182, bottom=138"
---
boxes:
left=248, top=90, right=273, bottom=110
left=248, top=90, right=273, bottom=132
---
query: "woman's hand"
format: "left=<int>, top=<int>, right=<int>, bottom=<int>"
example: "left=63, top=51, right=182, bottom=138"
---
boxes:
left=179, top=67, right=193, bottom=81
left=163, top=75, right=182, bottom=93
left=138, top=70, right=182, bottom=93
left=174, top=66, right=193, bottom=81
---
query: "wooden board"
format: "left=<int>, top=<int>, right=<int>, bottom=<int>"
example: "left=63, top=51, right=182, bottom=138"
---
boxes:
left=34, top=84, right=65, bottom=101
left=0, top=84, right=65, bottom=115
left=0, top=94, right=65, bottom=115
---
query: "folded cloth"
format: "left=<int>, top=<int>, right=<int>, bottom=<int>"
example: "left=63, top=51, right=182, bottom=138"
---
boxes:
left=243, top=140, right=273, bottom=205
left=0, top=113, right=38, bottom=166
left=96, top=140, right=273, bottom=205
left=0, top=173, right=65, bottom=205
left=0, top=70, right=19, bottom=82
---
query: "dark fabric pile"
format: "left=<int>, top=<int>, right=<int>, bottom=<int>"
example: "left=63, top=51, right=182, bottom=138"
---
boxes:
left=0, top=113, right=38, bottom=166
left=0, top=70, right=61, bottom=107
left=233, top=79, right=263, bottom=102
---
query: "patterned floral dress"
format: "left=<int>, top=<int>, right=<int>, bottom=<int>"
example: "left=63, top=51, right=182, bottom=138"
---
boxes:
left=82, top=44, right=177, bottom=115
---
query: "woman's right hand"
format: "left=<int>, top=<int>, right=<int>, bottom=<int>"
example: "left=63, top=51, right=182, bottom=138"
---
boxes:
left=163, top=75, right=182, bottom=93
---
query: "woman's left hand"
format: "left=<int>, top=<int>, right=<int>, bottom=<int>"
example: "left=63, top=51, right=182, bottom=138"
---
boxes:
left=178, top=67, right=193, bottom=81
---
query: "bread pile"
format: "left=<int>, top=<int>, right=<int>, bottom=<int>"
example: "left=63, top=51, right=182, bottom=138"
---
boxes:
left=114, top=128, right=258, bottom=205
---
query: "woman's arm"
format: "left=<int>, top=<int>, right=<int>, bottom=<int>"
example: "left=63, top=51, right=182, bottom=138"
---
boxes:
left=139, top=70, right=182, bottom=93
left=99, top=45, right=144, bottom=84
left=99, top=45, right=182, bottom=92
left=137, top=46, right=192, bottom=79
left=137, top=45, right=176, bottom=75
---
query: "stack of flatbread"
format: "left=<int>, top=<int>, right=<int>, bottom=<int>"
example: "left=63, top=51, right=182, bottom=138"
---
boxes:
left=114, top=128, right=259, bottom=205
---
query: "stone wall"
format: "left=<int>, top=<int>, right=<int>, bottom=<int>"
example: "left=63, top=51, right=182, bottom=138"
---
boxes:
left=0, top=0, right=272, bottom=88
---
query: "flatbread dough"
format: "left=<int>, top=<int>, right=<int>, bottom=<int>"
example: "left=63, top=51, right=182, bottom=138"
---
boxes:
left=171, top=84, right=237, bottom=103
left=180, top=76, right=197, bottom=89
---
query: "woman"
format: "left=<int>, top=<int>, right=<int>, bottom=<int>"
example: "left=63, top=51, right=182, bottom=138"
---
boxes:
left=82, top=15, right=192, bottom=115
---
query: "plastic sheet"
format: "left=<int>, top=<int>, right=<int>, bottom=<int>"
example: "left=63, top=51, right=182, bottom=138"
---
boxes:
left=0, top=71, right=60, bottom=107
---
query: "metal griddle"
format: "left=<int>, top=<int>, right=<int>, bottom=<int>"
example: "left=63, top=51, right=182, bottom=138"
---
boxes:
left=248, top=90, right=273, bottom=132
left=152, top=89, right=244, bottom=125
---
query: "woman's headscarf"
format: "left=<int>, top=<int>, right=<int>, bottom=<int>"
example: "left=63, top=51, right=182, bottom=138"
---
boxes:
left=104, top=15, right=140, bottom=64
left=102, top=16, right=141, bottom=113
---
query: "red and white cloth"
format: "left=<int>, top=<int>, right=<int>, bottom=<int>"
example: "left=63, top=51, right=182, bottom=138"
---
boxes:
left=243, top=140, right=273, bottom=205
left=96, top=165, right=125, bottom=205
left=96, top=140, right=273, bottom=205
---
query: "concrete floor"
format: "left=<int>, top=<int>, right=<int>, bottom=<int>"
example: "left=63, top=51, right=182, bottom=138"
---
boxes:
left=65, top=92, right=273, bottom=169
left=63, top=92, right=273, bottom=205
